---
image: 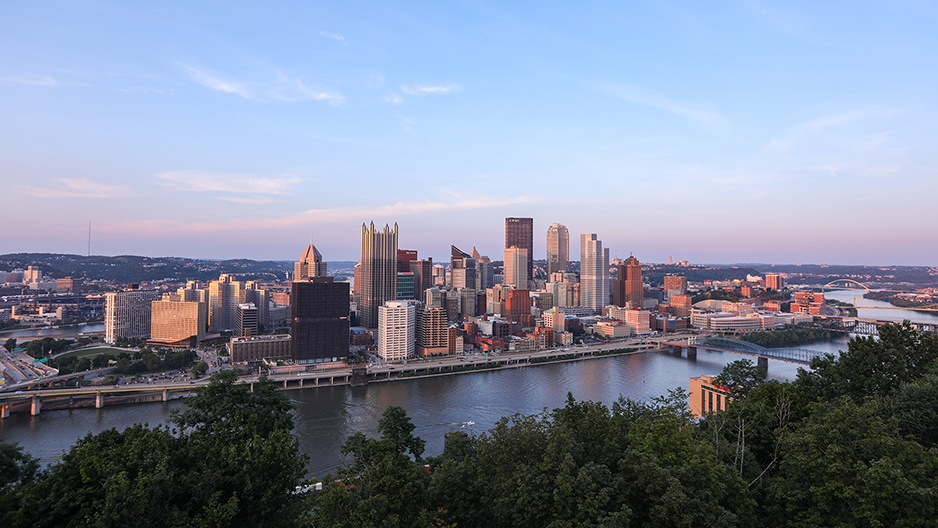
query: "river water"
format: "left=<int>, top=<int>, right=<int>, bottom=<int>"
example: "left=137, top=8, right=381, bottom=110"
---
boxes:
left=824, top=289, right=938, bottom=325
left=1, top=336, right=850, bottom=478
left=0, top=323, right=105, bottom=340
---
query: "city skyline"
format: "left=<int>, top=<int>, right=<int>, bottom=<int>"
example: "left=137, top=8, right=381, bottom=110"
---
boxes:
left=2, top=2, right=937, bottom=265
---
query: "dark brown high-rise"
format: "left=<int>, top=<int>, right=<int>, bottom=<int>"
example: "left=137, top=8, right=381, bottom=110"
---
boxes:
left=291, top=277, right=350, bottom=364
left=613, top=256, right=643, bottom=308
left=505, top=217, right=533, bottom=283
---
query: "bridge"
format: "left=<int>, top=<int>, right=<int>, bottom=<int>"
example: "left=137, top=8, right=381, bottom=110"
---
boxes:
left=822, top=279, right=871, bottom=292
left=659, top=336, right=831, bottom=370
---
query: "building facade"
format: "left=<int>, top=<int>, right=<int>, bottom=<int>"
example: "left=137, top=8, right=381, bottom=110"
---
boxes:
left=579, top=233, right=609, bottom=312
left=150, top=296, right=206, bottom=346
left=505, top=217, right=533, bottom=283
left=360, top=222, right=399, bottom=328
left=503, top=246, right=529, bottom=289
left=207, top=274, right=244, bottom=333
left=378, top=300, right=416, bottom=361
left=546, top=223, right=569, bottom=276
left=295, top=244, right=327, bottom=280
left=612, top=256, right=643, bottom=308
left=291, top=277, right=350, bottom=364
left=105, top=289, right=160, bottom=344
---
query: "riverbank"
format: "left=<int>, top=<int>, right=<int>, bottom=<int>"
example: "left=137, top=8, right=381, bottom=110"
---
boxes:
left=1, top=342, right=655, bottom=418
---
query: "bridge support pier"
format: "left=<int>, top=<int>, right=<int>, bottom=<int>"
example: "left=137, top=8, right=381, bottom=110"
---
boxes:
left=1, top=404, right=9, bottom=419
left=31, top=396, right=41, bottom=416
left=757, top=356, right=769, bottom=375
left=672, top=345, right=683, bottom=356
left=687, top=346, right=697, bottom=360
left=95, top=391, right=103, bottom=409
left=162, top=389, right=169, bottom=402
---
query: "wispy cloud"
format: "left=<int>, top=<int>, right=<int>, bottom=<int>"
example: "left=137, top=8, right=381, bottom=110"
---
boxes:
left=180, top=64, right=342, bottom=104
left=763, top=107, right=901, bottom=153
left=0, top=74, right=63, bottom=87
left=21, top=178, right=131, bottom=198
left=593, top=82, right=723, bottom=125
left=384, top=93, right=403, bottom=104
left=99, top=195, right=536, bottom=234
left=319, top=31, right=346, bottom=44
left=155, top=170, right=302, bottom=195
left=400, top=83, right=461, bottom=96
left=268, top=71, right=343, bottom=104
left=182, top=65, right=251, bottom=98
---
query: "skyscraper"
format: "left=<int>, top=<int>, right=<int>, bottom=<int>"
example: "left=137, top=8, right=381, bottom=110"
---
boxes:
left=207, top=274, right=245, bottom=333
left=503, top=246, right=529, bottom=289
left=613, top=256, right=643, bottom=308
left=579, top=234, right=609, bottom=312
left=505, top=217, right=533, bottom=282
left=104, top=288, right=160, bottom=344
left=378, top=300, right=416, bottom=361
left=450, top=245, right=476, bottom=290
left=291, top=277, right=350, bottom=364
left=546, top=223, right=569, bottom=276
left=295, top=244, right=326, bottom=280
left=360, top=222, right=399, bottom=328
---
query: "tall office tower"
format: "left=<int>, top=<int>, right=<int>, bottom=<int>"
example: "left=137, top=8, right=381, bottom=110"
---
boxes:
left=469, top=247, right=494, bottom=290
left=546, top=223, right=569, bottom=276
left=613, top=256, right=643, bottom=308
left=663, top=275, right=688, bottom=298
left=352, top=262, right=362, bottom=295
left=295, top=244, right=327, bottom=280
left=459, top=288, right=479, bottom=318
left=244, top=281, right=269, bottom=328
left=765, top=273, right=784, bottom=290
left=360, top=222, right=399, bottom=328
left=409, top=258, right=433, bottom=302
left=432, top=263, right=447, bottom=286
left=505, top=217, right=533, bottom=282
left=178, top=281, right=207, bottom=303
left=104, top=289, right=160, bottom=344
left=450, top=245, right=476, bottom=290
left=236, top=303, right=259, bottom=337
left=503, top=246, right=529, bottom=289
left=24, top=265, right=42, bottom=283
left=416, top=305, right=448, bottom=356
left=579, top=234, right=609, bottom=312
left=505, top=288, right=532, bottom=323
left=396, top=272, right=415, bottom=300
left=397, top=249, right=418, bottom=273
left=378, top=300, right=416, bottom=361
left=150, top=294, right=206, bottom=346
left=208, top=274, right=244, bottom=333
left=291, top=277, right=350, bottom=364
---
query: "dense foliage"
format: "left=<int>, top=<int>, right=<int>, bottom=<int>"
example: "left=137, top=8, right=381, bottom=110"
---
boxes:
left=0, top=370, right=307, bottom=527
left=50, top=348, right=198, bottom=375
left=2, top=322, right=937, bottom=527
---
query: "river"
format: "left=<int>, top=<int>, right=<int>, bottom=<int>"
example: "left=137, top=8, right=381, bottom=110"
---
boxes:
left=1, top=336, right=850, bottom=478
left=824, top=289, right=938, bottom=325
left=0, top=323, right=105, bottom=340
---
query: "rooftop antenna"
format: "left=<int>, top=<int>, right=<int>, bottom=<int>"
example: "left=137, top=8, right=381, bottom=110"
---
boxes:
left=88, top=221, right=91, bottom=257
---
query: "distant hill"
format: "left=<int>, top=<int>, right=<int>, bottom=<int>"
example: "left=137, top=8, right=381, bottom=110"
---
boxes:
left=0, top=253, right=294, bottom=284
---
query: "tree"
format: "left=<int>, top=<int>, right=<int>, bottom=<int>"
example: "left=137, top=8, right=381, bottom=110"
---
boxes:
left=190, top=360, right=209, bottom=378
left=3, top=338, right=15, bottom=353
left=797, top=322, right=938, bottom=402
left=9, top=371, right=307, bottom=528
left=716, top=359, right=767, bottom=400
left=314, top=406, right=432, bottom=528
left=767, top=398, right=938, bottom=527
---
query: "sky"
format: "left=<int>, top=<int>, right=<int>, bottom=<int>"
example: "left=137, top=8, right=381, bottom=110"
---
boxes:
left=2, top=1, right=937, bottom=266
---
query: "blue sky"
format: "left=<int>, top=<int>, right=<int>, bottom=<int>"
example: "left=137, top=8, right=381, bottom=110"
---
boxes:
left=2, top=1, right=936, bottom=265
